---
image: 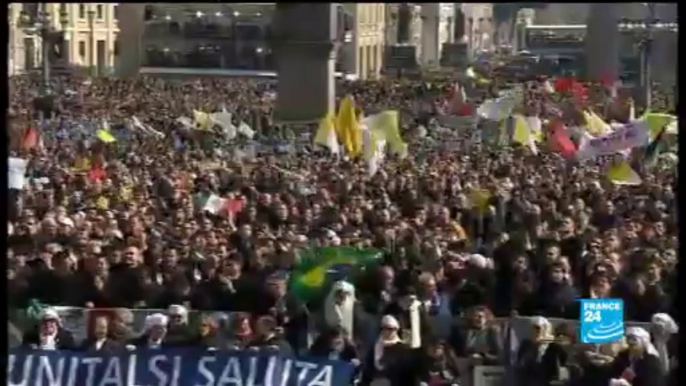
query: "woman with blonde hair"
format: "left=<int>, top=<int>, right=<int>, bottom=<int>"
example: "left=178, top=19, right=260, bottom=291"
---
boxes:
left=514, top=316, right=568, bottom=386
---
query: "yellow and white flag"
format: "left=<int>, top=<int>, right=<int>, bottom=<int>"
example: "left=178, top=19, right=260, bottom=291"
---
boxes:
left=193, top=109, right=212, bottom=131
left=362, top=110, right=408, bottom=158
left=512, top=114, right=538, bottom=154
left=314, top=111, right=339, bottom=155
left=335, top=96, right=362, bottom=157
left=210, top=109, right=237, bottom=139
left=606, top=161, right=642, bottom=185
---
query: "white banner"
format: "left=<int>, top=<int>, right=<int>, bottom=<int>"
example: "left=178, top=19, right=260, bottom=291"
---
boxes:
left=8, top=157, right=28, bottom=190
left=576, top=120, right=650, bottom=160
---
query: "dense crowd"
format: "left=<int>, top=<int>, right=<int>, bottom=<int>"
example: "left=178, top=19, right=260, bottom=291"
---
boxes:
left=7, top=70, right=677, bottom=386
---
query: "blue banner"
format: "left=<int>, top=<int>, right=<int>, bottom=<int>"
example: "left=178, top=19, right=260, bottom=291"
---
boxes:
left=8, top=348, right=355, bottom=386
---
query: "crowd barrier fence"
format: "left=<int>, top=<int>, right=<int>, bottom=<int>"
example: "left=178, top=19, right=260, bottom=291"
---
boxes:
left=8, top=306, right=652, bottom=386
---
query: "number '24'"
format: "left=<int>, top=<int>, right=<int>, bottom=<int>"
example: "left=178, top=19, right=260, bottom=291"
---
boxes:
left=584, top=310, right=601, bottom=323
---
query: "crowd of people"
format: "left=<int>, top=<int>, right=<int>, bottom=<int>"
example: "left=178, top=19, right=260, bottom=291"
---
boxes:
left=7, top=67, right=677, bottom=386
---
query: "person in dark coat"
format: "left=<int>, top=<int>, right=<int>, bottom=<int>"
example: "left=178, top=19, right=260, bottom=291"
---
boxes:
left=223, top=312, right=254, bottom=350
left=514, top=316, right=568, bottom=386
left=247, top=315, right=293, bottom=356
left=450, top=305, right=502, bottom=365
left=80, top=315, right=123, bottom=354
left=22, top=308, right=77, bottom=350
left=536, top=262, right=579, bottom=318
left=188, top=314, right=222, bottom=349
left=608, top=327, right=665, bottom=386
left=164, top=305, right=193, bottom=347
left=415, top=338, right=461, bottom=386
left=128, top=313, right=170, bottom=349
left=309, top=327, right=359, bottom=363
left=360, top=315, right=417, bottom=386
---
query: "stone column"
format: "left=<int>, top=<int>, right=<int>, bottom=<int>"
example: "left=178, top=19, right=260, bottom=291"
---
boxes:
left=585, top=3, right=620, bottom=82
left=116, top=4, right=144, bottom=77
left=274, top=4, right=337, bottom=124
left=420, top=3, right=440, bottom=67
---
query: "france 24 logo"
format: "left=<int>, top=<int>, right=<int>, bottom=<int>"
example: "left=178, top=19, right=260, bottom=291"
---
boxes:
left=579, top=298, right=624, bottom=344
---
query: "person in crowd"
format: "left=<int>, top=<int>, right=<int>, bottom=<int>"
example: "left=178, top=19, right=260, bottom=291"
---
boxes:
left=129, top=313, right=169, bottom=349
left=309, top=326, right=359, bottom=364
left=650, top=313, right=678, bottom=374
left=189, top=313, right=222, bottom=349
left=449, top=305, right=502, bottom=365
left=536, top=261, right=579, bottom=318
left=415, top=338, right=461, bottom=386
left=360, top=315, right=416, bottom=386
left=514, top=316, right=568, bottom=386
left=7, top=73, right=678, bottom=383
left=608, top=327, right=665, bottom=386
left=247, top=315, right=293, bottom=355
left=22, top=308, right=76, bottom=350
left=164, top=304, right=193, bottom=347
left=80, top=315, right=123, bottom=354
left=223, top=312, right=254, bottom=350
left=322, top=280, right=360, bottom=340
left=108, top=308, right=134, bottom=345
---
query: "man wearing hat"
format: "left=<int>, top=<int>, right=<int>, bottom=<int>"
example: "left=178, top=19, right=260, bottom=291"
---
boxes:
left=22, top=308, right=76, bottom=350
left=165, top=304, right=193, bottom=347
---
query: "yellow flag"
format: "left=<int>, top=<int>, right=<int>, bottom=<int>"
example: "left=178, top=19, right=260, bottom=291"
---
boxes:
left=96, top=129, right=116, bottom=143
left=512, top=114, right=537, bottom=154
left=363, top=110, right=408, bottom=158
left=643, top=112, right=676, bottom=140
left=119, top=186, right=133, bottom=201
left=335, top=96, right=362, bottom=157
left=72, top=156, right=91, bottom=172
left=193, top=109, right=211, bottom=131
left=583, top=111, right=611, bottom=136
left=469, top=188, right=492, bottom=213
left=606, top=161, right=642, bottom=185
left=314, top=112, right=339, bottom=154
left=95, top=196, right=110, bottom=210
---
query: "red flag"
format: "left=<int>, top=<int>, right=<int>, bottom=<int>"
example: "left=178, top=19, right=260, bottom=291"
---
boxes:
left=570, top=81, right=588, bottom=104
left=21, top=127, right=40, bottom=150
left=88, top=162, right=107, bottom=182
left=554, top=77, right=574, bottom=93
left=448, top=83, right=467, bottom=115
left=547, top=121, right=577, bottom=158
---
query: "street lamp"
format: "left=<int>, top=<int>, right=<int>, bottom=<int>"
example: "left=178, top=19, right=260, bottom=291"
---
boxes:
left=17, top=6, right=53, bottom=96
left=88, top=9, right=95, bottom=76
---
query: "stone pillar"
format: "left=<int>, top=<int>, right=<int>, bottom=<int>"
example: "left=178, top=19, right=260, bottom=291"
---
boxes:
left=116, top=4, right=144, bottom=78
left=585, top=3, right=620, bottom=82
left=274, top=4, right=336, bottom=124
left=420, top=3, right=440, bottom=67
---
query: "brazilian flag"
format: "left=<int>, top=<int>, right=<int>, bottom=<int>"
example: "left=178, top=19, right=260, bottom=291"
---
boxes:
left=290, top=246, right=382, bottom=304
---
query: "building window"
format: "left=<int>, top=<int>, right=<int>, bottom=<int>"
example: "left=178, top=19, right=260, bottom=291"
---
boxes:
left=113, top=5, right=119, bottom=20
left=79, top=41, right=86, bottom=57
left=97, top=5, right=103, bottom=19
left=79, top=4, right=85, bottom=19
left=114, top=39, right=119, bottom=56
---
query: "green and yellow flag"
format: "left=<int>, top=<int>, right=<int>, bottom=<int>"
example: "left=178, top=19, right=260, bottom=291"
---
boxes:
left=290, top=246, right=382, bottom=304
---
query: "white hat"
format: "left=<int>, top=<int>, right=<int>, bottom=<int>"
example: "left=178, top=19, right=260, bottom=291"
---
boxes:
left=144, top=313, right=169, bottom=330
left=651, top=313, right=678, bottom=334
left=41, top=308, right=60, bottom=324
left=168, top=305, right=188, bottom=324
left=380, top=315, right=400, bottom=330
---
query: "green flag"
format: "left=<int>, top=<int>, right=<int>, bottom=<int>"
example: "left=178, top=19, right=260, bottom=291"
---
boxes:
left=645, top=126, right=667, bottom=168
left=290, top=246, right=382, bottom=304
